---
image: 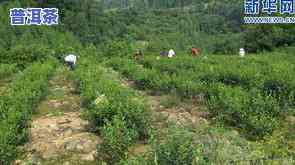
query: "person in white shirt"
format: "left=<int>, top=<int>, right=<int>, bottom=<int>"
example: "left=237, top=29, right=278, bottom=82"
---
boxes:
left=239, top=48, right=245, bottom=57
left=168, top=49, right=175, bottom=58
left=64, top=54, right=77, bottom=70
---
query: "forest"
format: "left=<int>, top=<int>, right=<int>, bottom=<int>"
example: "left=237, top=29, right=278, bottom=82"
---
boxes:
left=0, top=0, right=294, bottom=164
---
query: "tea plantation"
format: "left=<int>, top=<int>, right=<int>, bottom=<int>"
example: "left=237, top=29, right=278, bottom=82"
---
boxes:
left=0, top=0, right=295, bottom=164
left=1, top=53, right=294, bottom=164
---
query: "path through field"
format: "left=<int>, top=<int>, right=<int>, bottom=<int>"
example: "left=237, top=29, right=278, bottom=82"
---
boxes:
left=15, top=66, right=101, bottom=165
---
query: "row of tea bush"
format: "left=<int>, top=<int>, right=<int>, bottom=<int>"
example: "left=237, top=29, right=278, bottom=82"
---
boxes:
left=0, top=59, right=57, bottom=164
left=139, top=55, right=295, bottom=108
left=75, top=57, right=151, bottom=164
left=107, top=56, right=291, bottom=138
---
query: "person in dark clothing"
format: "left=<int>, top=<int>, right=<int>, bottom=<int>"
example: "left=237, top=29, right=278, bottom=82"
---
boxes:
left=160, top=51, right=168, bottom=57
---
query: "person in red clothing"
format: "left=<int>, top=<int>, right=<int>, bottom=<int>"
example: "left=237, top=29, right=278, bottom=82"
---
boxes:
left=191, top=47, right=201, bottom=57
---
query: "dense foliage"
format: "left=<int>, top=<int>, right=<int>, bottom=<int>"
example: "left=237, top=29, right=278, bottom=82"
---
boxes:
left=0, top=1, right=82, bottom=67
left=3, top=0, right=292, bottom=54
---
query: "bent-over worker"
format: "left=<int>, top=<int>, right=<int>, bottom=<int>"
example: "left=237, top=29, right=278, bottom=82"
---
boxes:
left=64, top=54, right=77, bottom=70
left=168, top=49, right=175, bottom=58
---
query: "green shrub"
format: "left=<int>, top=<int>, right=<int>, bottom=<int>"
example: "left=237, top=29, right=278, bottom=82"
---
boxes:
left=76, top=59, right=150, bottom=138
left=103, top=40, right=133, bottom=57
left=246, top=92, right=281, bottom=138
left=2, top=44, right=54, bottom=68
left=119, top=126, right=198, bottom=165
left=85, top=96, right=150, bottom=138
left=208, top=84, right=281, bottom=138
left=98, top=115, right=138, bottom=164
left=152, top=126, right=196, bottom=165
left=208, top=84, right=249, bottom=124
left=107, top=58, right=157, bottom=90
left=123, top=124, right=289, bottom=165
left=0, top=124, right=19, bottom=164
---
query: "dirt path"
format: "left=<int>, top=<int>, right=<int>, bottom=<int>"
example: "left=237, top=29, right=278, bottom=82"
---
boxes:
left=121, top=78, right=209, bottom=128
left=15, top=67, right=101, bottom=165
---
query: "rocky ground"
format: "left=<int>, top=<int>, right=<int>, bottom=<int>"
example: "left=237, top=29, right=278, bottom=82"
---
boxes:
left=14, top=67, right=101, bottom=165
left=147, top=94, right=209, bottom=126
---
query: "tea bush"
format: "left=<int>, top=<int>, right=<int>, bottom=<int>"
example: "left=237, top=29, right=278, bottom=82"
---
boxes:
left=107, top=58, right=158, bottom=90
left=108, top=58, right=186, bottom=95
left=139, top=55, right=295, bottom=104
left=152, top=126, right=197, bottom=165
left=0, top=59, right=57, bottom=165
left=75, top=58, right=151, bottom=163
left=120, top=126, right=198, bottom=165
left=139, top=55, right=295, bottom=99
left=121, top=124, right=280, bottom=165
left=102, top=40, right=133, bottom=58
left=1, top=44, right=55, bottom=69
left=76, top=58, right=150, bottom=137
left=207, top=84, right=281, bottom=138
left=108, top=58, right=209, bottom=99
left=98, top=115, right=138, bottom=164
